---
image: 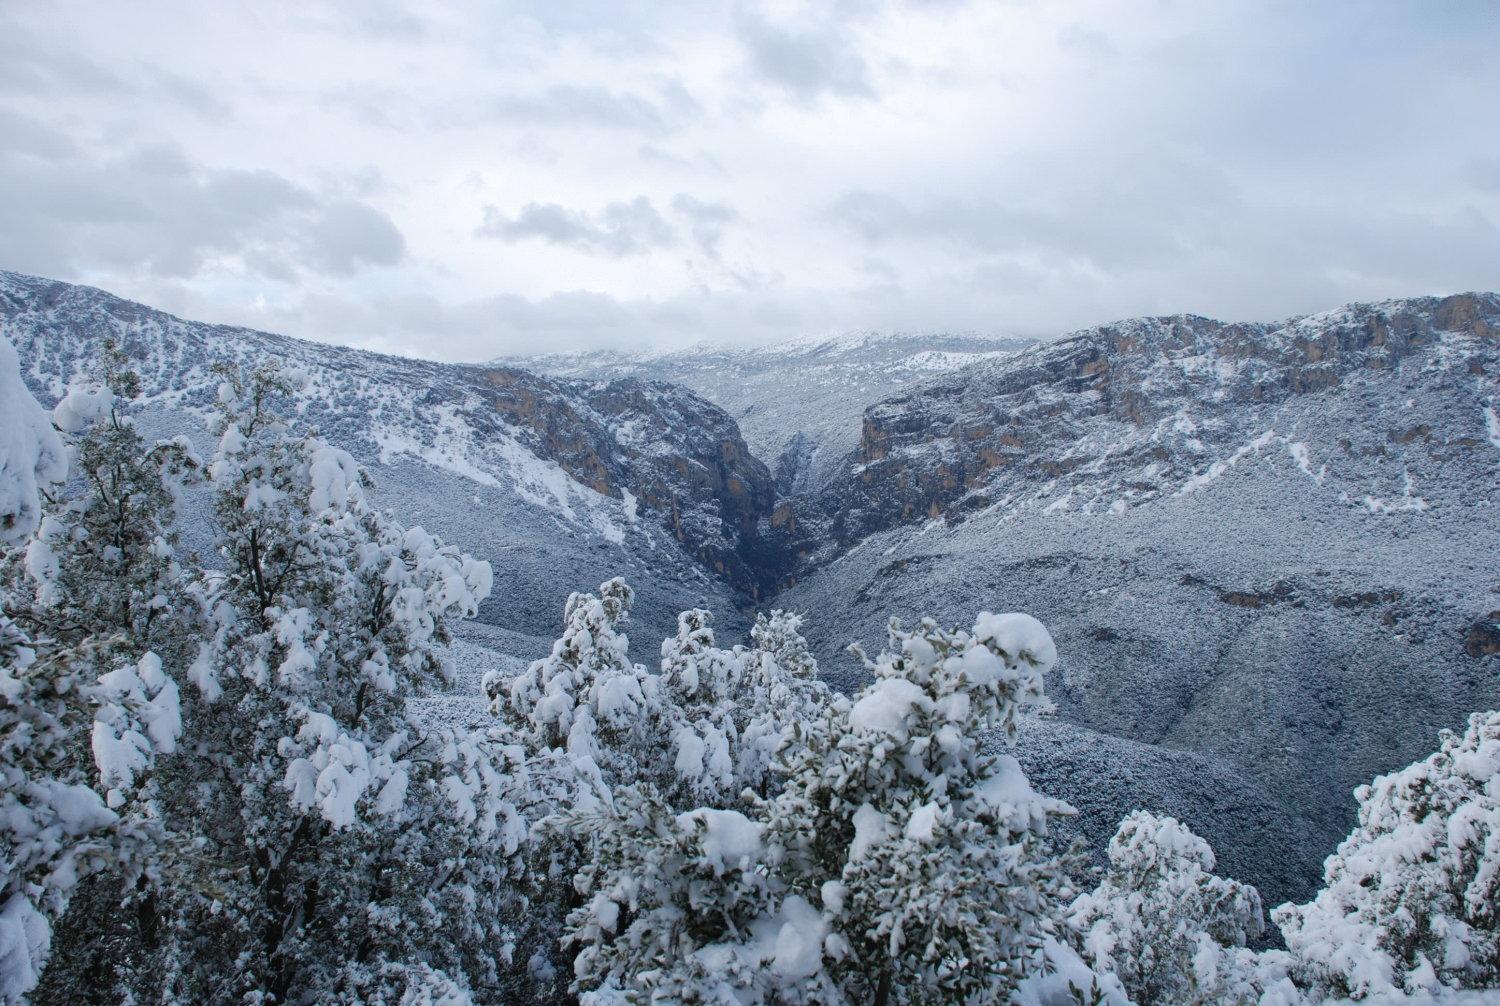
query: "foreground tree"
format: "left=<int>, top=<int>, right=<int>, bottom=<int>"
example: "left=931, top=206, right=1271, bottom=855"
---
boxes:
left=120, top=363, right=523, bottom=1005
left=1273, top=710, right=1500, bottom=1000
left=1069, top=811, right=1292, bottom=1005
left=0, top=337, right=180, bottom=1005
left=566, top=611, right=1080, bottom=1004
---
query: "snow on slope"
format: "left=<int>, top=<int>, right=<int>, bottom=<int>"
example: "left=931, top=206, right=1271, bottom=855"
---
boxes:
left=778, top=294, right=1500, bottom=902
left=0, top=270, right=756, bottom=646
left=502, top=331, right=1033, bottom=494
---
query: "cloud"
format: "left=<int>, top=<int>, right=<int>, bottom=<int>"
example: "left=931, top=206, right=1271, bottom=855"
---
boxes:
left=0, top=27, right=232, bottom=120
left=3, top=1, right=1499, bottom=360
left=476, top=197, right=676, bottom=256
left=734, top=8, right=876, bottom=102
left=485, top=81, right=700, bottom=135
left=671, top=194, right=738, bottom=258
left=0, top=117, right=403, bottom=283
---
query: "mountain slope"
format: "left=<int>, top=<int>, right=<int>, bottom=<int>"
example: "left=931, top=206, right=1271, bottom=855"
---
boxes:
left=0, top=270, right=784, bottom=641
left=8, top=271, right=1497, bottom=908
left=779, top=294, right=1500, bottom=881
left=504, top=333, right=1033, bottom=495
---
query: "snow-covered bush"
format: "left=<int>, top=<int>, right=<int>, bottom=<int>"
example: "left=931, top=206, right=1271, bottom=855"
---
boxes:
left=0, top=337, right=181, bottom=1005
left=1070, top=811, right=1288, bottom=1005
left=112, top=362, right=525, bottom=1003
left=1274, top=710, right=1500, bottom=1000
left=567, top=611, right=1078, bottom=1004
left=767, top=614, right=1076, bottom=1004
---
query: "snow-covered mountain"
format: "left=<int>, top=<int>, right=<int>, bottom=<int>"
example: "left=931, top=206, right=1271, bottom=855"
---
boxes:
left=501, top=333, right=1033, bottom=495
left=6, top=269, right=1498, bottom=909
left=0, top=269, right=786, bottom=647
left=775, top=295, right=1500, bottom=893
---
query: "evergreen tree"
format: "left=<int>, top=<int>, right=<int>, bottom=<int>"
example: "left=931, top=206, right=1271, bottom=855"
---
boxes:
left=1273, top=710, right=1500, bottom=1000
left=768, top=613, right=1074, bottom=1004
left=125, top=362, right=523, bottom=1004
left=566, top=610, right=1076, bottom=1005
left=1069, top=811, right=1284, bottom=1005
left=0, top=336, right=180, bottom=1004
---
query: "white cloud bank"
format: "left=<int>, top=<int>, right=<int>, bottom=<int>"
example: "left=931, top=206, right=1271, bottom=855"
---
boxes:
left=1, top=1, right=1497, bottom=361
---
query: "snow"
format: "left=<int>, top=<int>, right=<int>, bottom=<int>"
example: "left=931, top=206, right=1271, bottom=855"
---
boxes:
left=1364, top=470, right=1429, bottom=514
left=848, top=677, right=929, bottom=735
left=0, top=895, right=49, bottom=1006
left=1288, top=441, right=1327, bottom=484
left=904, top=801, right=942, bottom=842
left=676, top=808, right=763, bottom=874
left=1010, top=937, right=1130, bottom=1006
left=50, top=381, right=113, bottom=435
left=1176, top=428, right=1279, bottom=496
left=769, top=896, right=826, bottom=981
left=0, top=335, right=66, bottom=545
left=973, top=612, right=1058, bottom=674
left=307, top=441, right=365, bottom=513
left=849, top=803, right=889, bottom=861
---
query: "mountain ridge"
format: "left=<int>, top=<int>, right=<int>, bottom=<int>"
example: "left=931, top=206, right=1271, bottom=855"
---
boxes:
left=6, top=268, right=1498, bottom=906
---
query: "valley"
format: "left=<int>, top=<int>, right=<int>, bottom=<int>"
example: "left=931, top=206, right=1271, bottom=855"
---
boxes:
left=5, top=268, right=1498, bottom=908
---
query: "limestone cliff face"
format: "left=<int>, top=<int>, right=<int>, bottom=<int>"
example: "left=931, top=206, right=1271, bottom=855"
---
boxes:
left=469, top=367, right=786, bottom=596
left=816, top=293, right=1500, bottom=551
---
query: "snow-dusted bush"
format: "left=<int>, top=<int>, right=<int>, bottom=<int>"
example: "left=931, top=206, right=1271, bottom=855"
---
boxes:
left=1070, top=811, right=1291, bottom=1005
left=567, top=610, right=1078, bottom=1004
left=768, top=614, right=1076, bottom=1004
left=110, top=362, right=526, bottom=1003
left=0, top=338, right=182, bottom=1005
left=1274, top=710, right=1500, bottom=1000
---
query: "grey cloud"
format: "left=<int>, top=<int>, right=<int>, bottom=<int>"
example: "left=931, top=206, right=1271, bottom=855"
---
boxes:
left=827, top=182, right=1500, bottom=329
left=486, top=81, right=700, bottom=135
left=0, top=121, right=403, bottom=282
left=825, top=154, right=1240, bottom=271
left=671, top=194, right=738, bottom=258
left=0, top=28, right=232, bottom=121
left=0, top=108, right=78, bottom=160
left=210, top=283, right=840, bottom=361
left=298, top=202, right=406, bottom=275
left=734, top=8, right=876, bottom=102
left=1057, top=24, right=1118, bottom=58
left=476, top=197, right=675, bottom=256
left=1470, top=159, right=1500, bottom=193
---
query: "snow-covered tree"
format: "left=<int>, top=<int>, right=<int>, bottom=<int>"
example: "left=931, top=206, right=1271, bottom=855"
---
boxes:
left=567, top=610, right=1077, bottom=1004
left=768, top=613, right=1075, bottom=1004
left=1273, top=710, right=1500, bottom=1000
left=0, top=336, right=181, bottom=1005
left=659, top=607, right=832, bottom=805
left=735, top=610, right=830, bottom=797
left=487, top=578, right=666, bottom=806
left=116, top=361, right=525, bottom=1004
left=12, top=338, right=201, bottom=660
left=1069, top=811, right=1289, bottom=1005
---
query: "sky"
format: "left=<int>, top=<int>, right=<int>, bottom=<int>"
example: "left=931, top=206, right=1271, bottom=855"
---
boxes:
left=2, top=1, right=1498, bottom=362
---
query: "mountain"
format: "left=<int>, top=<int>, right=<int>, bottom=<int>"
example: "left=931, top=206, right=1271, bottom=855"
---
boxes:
left=502, top=333, right=1033, bottom=495
left=0, top=269, right=784, bottom=644
left=776, top=294, right=1500, bottom=882
left=6, top=269, right=1498, bottom=908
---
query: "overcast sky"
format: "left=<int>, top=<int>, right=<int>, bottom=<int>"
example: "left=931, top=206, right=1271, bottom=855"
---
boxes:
left=3, top=1, right=1498, bottom=361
